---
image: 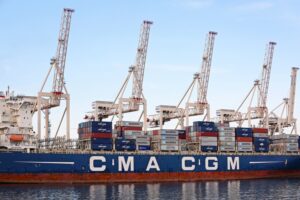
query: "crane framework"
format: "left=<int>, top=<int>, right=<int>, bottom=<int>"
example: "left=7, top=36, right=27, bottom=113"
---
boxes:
left=216, top=42, right=276, bottom=128
left=147, top=31, right=217, bottom=129
left=90, top=21, right=153, bottom=130
left=269, top=67, right=299, bottom=134
left=36, top=8, right=74, bottom=140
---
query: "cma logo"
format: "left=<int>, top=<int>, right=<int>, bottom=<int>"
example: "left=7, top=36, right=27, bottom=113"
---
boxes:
left=89, top=156, right=240, bottom=172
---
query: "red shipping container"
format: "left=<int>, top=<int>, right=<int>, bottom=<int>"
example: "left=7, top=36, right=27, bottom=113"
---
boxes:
left=115, top=126, right=143, bottom=131
left=252, top=128, right=268, bottom=133
left=237, top=137, right=252, bottom=142
left=152, top=130, right=159, bottom=135
left=195, top=132, right=218, bottom=137
left=179, top=135, right=186, bottom=139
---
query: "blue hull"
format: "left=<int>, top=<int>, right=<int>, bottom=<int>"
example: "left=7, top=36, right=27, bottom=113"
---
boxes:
left=0, top=152, right=300, bottom=183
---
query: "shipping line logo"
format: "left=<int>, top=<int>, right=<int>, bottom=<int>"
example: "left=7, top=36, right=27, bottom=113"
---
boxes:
left=89, top=156, right=240, bottom=172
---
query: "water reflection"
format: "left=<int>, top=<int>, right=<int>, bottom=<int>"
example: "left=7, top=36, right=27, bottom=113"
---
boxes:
left=0, top=179, right=300, bottom=200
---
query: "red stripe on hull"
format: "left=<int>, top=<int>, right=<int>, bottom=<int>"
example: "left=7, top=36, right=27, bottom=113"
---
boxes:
left=1, top=170, right=300, bottom=183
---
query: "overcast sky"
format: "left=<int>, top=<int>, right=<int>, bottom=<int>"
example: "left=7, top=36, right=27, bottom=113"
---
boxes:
left=1, top=0, right=300, bottom=138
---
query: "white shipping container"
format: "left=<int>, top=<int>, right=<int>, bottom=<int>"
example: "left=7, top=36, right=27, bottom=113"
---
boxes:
left=160, top=145, right=179, bottom=151
left=219, top=141, right=235, bottom=146
left=218, top=132, right=235, bottom=137
left=161, top=140, right=179, bottom=145
left=219, top=137, right=235, bottom=142
left=237, top=142, right=252, bottom=146
left=218, top=127, right=235, bottom=132
left=201, top=137, right=218, bottom=142
left=237, top=146, right=253, bottom=151
left=124, top=130, right=143, bottom=135
left=253, top=133, right=269, bottom=137
left=161, top=135, right=178, bottom=140
left=219, top=146, right=236, bottom=151
left=285, top=143, right=299, bottom=148
left=116, top=121, right=143, bottom=127
left=200, top=141, right=218, bottom=146
left=124, top=135, right=137, bottom=139
left=136, top=141, right=150, bottom=145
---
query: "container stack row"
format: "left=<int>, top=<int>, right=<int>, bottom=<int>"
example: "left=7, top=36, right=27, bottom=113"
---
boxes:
left=115, top=121, right=143, bottom=151
left=270, top=134, right=299, bottom=152
left=78, top=121, right=113, bottom=151
left=253, top=128, right=269, bottom=152
left=218, top=127, right=236, bottom=152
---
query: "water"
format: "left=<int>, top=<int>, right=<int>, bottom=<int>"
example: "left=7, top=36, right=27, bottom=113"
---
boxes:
left=1, top=179, right=300, bottom=200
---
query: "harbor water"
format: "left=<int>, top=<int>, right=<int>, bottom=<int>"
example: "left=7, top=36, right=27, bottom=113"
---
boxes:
left=1, top=179, right=300, bottom=200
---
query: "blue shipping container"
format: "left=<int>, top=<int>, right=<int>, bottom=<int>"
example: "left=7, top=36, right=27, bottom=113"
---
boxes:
left=254, top=146, right=269, bottom=152
left=138, top=145, right=151, bottom=150
left=91, top=143, right=113, bottom=151
left=254, top=137, right=270, bottom=143
left=115, top=138, right=136, bottom=145
left=91, top=138, right=113, bottom=144
left=115, top=144, right=136, bottom=151
left=201, top=146, right=218, bottom=152
left=193, top=121, right=215, bottom=128
left=253, top=141, right=270, bottom=148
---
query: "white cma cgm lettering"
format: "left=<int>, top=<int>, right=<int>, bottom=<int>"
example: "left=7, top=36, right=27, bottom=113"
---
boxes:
left=182, top=157, right=195, bottom=171
left=181, top=157, right=239, bottom=171
left=227, top=157, right=240, bottom=170
left=118, top=156, right=134, bottom=171
left=90, top=156, right=106, bottom=172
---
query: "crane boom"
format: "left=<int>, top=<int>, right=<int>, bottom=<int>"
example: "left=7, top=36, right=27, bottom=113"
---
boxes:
left=132, top=20, right=153, bottom=99
left=51, top=8, right=74, bottom=105
left=198, top=31, right=217, bottom=103
left=258, top=41, right=276, bottom=108
left=288, top=67, right=299, bottom=123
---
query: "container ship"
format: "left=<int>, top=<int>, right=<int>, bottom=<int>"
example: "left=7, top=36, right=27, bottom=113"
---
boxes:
left=1, top=8, right=300, bottom=183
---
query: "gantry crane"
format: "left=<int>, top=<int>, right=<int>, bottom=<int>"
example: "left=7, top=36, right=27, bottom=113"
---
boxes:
left=216, top=42, right=276, bottom=128
left=36, top=8, right=74, bottom=140
left=269, top=67, right=299, bottom=134
left=88, top=21, right=153, bottom=130
left=147, top=31, right=217, bottom=129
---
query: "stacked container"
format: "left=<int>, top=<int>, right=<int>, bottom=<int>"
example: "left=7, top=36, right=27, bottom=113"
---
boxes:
left=115, top=138, right=136, bottom=151
left=270, top=134, right=299, bottom=152
left=193, top=121, right=218, bottom=152
left=218, top=127, right=236, bottom=152
left=114, top=121, right=143, bottom=151
left=252, top=128, right=269, bottom=152
left=178, top=129, right=187, bottom=151
left=159, top=129, right=179, bottom=151
left=235, top=127, right=253, bottom=152
left=78, top=121, right=113, bottom=151
left=136, top=135, right=151, bottom=150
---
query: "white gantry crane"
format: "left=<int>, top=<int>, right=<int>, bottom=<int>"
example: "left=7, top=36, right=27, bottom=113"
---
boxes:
left=148, top=31, right=217, bottom=129
left=217, top=41, right=276, bottom=128
left=269, top=67, right=299, bottom=134
left=89, top=20, right=153, bottom=130
left=37, top=8, right=74, bottom=140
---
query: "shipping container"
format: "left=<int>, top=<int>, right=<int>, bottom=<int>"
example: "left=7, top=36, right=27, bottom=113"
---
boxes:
left=219, top=137, right=235, bottom=142
left=116, top=121, right=143, bottom=127
left=219, top=146, right=236, bottom=152
left=201, top=136, right=218, bottom=142
left=201, top=145, right=218, bottom=152
left=201, top=141, right=218, bottom=146
left=237, top=137, right=252, bottom=142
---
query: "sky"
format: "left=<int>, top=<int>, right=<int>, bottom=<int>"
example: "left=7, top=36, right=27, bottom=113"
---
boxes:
left=0, top=0, right=300, bottom=138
